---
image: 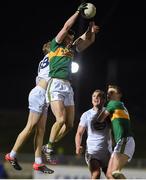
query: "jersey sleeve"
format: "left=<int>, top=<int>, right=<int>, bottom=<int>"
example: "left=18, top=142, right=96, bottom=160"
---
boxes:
left=50, top=38, right=59, bottom=52
left=106, top=100, right=121, bottom=113
left=79, top=112, right=87, bottom=128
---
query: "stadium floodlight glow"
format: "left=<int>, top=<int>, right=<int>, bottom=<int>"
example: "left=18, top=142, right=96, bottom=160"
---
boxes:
left=71, top=62, right=79, bottom=73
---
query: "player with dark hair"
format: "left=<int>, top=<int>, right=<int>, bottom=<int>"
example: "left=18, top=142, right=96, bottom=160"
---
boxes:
left=75, top=89, right=112, bottom=179
left=92, top=85, right=135, bottom=179
left=5, top=42, right=54, bottom=174
left=42, top=2, right=100, bottom=164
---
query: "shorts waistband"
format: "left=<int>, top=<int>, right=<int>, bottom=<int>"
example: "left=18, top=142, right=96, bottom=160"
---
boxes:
left=52, top=78, right=70, bottom=83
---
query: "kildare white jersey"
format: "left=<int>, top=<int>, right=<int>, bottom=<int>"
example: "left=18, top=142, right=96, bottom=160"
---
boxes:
left=79, top=108, right=111, bottom=154
left=36, top=54, right=50, bottom=84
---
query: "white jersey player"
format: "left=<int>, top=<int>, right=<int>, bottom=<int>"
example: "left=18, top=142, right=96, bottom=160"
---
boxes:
left=29, top=53, right=51, bottom=113
left=5, top=41, right=54, bottom=174
left=75, top=89, right=112, bottom=179
left=36, top=54, right=50, bottom=85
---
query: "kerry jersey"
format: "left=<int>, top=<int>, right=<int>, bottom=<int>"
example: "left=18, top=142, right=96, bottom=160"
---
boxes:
left=106, top=100, right=133, bottom=143
left=48, top=38, right=74, bottom=80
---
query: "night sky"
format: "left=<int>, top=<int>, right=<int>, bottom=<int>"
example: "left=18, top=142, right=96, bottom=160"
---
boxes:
left=1, top=0, right=146, bottom=156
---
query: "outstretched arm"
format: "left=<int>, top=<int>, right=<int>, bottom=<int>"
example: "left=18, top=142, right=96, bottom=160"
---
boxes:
left=96, top=109, right=110, bottom=122
left=56, top=3, right=87, bottom=44
left=73, top=21, right=100, bottom=52
left=56, top=11, right=80, bottom=44
left=91, top=108, right=109, bottom=125
left=75, top=126, right=85, bottom=155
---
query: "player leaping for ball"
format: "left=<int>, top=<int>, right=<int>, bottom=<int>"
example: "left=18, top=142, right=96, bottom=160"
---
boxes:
left=42, top=2, right=100, bottom=164
left=5, top=42, right=54, bottom=174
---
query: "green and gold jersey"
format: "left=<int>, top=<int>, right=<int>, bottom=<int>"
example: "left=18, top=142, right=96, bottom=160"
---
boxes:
left=48, top=38, right=74, bottom=80
left=106, top=100, right=133, bottom=143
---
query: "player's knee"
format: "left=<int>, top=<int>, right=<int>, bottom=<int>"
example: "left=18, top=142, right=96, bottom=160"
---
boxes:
left=55, top=112, right=66, bottom=123
left=57, top=118, right=66, bottom=126
left=25, top=124, right=35, bottom=134
left=21, top=128, right=33, bottom=138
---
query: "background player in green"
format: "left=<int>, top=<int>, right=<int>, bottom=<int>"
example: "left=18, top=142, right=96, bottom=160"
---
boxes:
left=92, top=85, right=135, bottom=179
left=42, top=2, right=100, bottom=164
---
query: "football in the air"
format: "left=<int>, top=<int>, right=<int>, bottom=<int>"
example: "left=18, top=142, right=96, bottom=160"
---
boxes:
left=82, top=3, right=96, bottom=19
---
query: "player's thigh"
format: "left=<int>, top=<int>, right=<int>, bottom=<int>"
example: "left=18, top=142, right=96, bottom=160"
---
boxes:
left=28, top=86, right=46, bottom=113
left=25, top=111, right=41, bottom=130
left=36, top=113, right=47, bottom=130
left=106, top=153, right=115, bottom=176
left=114, top=152, right=129, bottom=170
left=48, top=78, right=73, bottom=104
left=47, top=78, right=65, bottom=103
left=64, top=85, right=74, bottom=107
left=107, top=152, right=128, bottom=173
left=114, top=137, right=135, bottom=163
left=51, top=100, right=66, bottom=120
left=65, top=105, right=75, bottom=127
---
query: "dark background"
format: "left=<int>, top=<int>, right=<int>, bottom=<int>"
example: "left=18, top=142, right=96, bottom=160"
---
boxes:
left=1, top=0, right=146, bottom=158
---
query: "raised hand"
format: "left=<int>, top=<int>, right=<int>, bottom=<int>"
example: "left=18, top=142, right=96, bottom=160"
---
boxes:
left=77, top=2, right=88, bottom=12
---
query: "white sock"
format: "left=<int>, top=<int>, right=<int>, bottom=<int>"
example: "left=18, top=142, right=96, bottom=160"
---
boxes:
left=35, top=157, right=42, bottom=164
left=10, top=150, right=17, bottom=158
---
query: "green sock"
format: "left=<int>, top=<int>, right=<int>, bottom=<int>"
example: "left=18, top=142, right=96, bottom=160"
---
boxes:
left=47, top=141, right=54, bottom=149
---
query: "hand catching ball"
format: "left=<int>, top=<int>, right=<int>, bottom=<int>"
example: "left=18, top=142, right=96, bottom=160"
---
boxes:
left=81, top=3, right=96, bottom=19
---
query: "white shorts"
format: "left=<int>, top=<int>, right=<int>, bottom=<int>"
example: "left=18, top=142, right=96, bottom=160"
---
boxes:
left=46, top=78, right=74, bottom=106
left=28, top=85, right=48, bottom=114
left=85, top=150, right=111, bottom=170
left=112, top=136, right=135, bottom=162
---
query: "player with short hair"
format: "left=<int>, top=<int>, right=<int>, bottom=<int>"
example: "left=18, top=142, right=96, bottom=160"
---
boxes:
left=75, top=90, right=112, bottom=179
left=92, top=85, right=135, bottom=179
left=5, top=41, right=54, bottom=174
left=42, top=2, right=100, bottom=164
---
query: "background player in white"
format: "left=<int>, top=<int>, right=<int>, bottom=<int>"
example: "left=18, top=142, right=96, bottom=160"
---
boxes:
left=5, top=41, right=54, bottom=174
left=75, top=90, right=112, bottom=179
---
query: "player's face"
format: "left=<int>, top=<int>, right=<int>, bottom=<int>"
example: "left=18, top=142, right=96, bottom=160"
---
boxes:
left=107, top=88, right=118, bottom=100
left=92, top=92, right=104, bottom=107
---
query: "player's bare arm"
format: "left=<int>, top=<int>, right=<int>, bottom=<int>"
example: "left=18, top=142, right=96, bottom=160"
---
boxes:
left=56, top=11, right=80, bottom=43
left=92, top=109, right=110, bottom=124
left=74, top=21, right=100, bottom=52
left=97, top=110, right=110, bottom=122
left=91, top=110, right=109, bottom=131
left=75, top=126, right=85, bottom=155
left=56, top=3, right=88, bottom=44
